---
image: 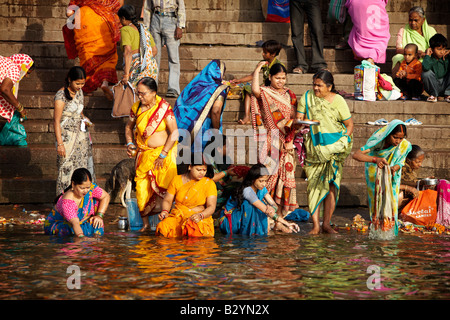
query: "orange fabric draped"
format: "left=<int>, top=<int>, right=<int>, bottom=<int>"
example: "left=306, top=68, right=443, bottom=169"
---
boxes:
left=64, top=0, right=121, bottom=93
left=156, top=176, right=217, bottom=238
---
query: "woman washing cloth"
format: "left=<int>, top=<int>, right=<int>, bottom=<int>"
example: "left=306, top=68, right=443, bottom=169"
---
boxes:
left=219, top=163, right=300, bottom=236
left=44, top=168, right=110, bottom=237
left=353, top=120, right=412, bottom=239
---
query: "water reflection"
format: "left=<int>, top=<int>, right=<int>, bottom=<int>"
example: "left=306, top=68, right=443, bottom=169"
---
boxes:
left=0, top=225, right=449, bottom=300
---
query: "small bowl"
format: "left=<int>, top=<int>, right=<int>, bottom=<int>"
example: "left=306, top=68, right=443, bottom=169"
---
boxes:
left=419, top=178, right=439, bottom=186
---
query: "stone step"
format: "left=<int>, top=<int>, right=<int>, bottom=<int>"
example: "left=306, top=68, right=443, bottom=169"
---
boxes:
left=0, top=42, right=392, bottom=74
left=0, top=138, right=448, bottom=179
left=15, top=90, right=450, bottom=124
left=2, top=0, right=449, bottom=24
left=9, top=112, right=450, bottom=150
left=0, top=174, right=368, bottom=206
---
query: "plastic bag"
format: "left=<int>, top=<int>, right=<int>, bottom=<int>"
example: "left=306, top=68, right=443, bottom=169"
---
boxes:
left=401, top=189, right=437, bottom=226
left=436, top=179, right=450, bottom=226
left=265, top=0, right=290, bottom=23
left=354, top=60, right=380, bottom=101
left=0, top=111, right=27, bottom=146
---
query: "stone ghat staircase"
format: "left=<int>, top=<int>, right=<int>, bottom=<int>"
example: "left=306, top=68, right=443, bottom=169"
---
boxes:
left=0, top=0, right=449, bottom=205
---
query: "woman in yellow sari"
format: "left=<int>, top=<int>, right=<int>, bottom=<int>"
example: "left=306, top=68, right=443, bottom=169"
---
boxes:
left=125, top=77, right=178, bottom=231
left=156, top=157, right=217, bottom=238
left=64, top=0, right=123, bottom=100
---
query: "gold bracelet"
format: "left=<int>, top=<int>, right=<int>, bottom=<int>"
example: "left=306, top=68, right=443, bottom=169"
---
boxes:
left=16, top=103, right=23, bottom=112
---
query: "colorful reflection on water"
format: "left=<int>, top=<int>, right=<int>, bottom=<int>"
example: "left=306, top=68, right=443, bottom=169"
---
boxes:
left=0, top=224, right=449, bottom=300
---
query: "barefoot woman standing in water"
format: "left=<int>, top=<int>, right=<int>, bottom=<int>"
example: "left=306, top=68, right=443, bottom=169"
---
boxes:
left=124, top=77, right=178, bottom=231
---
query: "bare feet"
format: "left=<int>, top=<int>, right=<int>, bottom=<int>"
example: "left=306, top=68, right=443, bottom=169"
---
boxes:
left=237, top=117, right=250, bottom=125
left=139, top=224, right=151, bottom=232
left=322, top=224, right=338, bottom=234
left=101, top=81, right=114, bottom=101
left=308, top=226, right=321, bottom=235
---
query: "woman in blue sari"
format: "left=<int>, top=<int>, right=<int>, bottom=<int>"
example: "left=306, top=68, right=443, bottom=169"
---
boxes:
left=219, top=163, right=299, bottom=236
left=44, top=168, right=110, bottom=237
left=353, top=120, right=412, bottom=239
left=173, top=59, right=229, bottom=152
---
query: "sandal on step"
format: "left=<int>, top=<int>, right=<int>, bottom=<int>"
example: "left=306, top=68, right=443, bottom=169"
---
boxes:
left=427, top=95, right=437, bottom=102
left=292, top=67, right=304, bottom=74
left=404, top=118, right=423, bottom=126
left=367, top=118, right=389, bottom=126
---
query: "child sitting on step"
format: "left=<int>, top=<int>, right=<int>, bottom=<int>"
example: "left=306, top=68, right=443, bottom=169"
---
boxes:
left=421, top=33, right=450, bottom=103
left=398, top=145, right=426, bottom=210
left=393, top=43, right=423, bottom=100
left=230, top=40, right=284, bottom=124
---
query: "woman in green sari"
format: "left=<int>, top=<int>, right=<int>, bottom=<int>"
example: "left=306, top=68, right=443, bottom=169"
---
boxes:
left=392, top=6, right=437, bottom=75
left=296, top=70, right=354, bottom=234
left=353, top=120, right=412, bottom=239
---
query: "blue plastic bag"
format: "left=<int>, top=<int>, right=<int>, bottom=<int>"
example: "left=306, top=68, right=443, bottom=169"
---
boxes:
left=0, top=111, right=27, bottom=146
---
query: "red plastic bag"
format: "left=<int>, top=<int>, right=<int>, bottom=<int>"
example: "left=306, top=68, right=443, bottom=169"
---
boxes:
left=401, top=189, right=438, bottom=226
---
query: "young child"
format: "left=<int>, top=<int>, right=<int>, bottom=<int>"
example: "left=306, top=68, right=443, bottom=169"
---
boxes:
left=231, top=40, right=284, bottom=124
left=218, top=163, right=299, bottom=236
left=393, top=43, right=423, bottom=100
left=421, top=33, right=450, bottom=102
left=398, top=145, right=425, bottom=210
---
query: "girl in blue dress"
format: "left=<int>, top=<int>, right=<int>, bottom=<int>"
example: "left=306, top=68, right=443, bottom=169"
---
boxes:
left=219, top=163, right=300, bottom=236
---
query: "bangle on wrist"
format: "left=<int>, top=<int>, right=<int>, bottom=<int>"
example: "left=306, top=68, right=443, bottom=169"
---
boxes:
left=272, top=213, right=279, bottom=221
left=222, top=170, right=228, bottom=177
left=126, top=142, right=134, bottom=147
left=77, top=234, right=84, bottom=238
left=199, top=212, right=204, bottom=220
left=372, top=157, right=377, bottom=164
left=57, top=143, right=64, bottom=147
left=16, top=103, right=23, bottom=112
left=159, top=153, right=167, bottom=159
left=96, top=212, right=104, bottom=218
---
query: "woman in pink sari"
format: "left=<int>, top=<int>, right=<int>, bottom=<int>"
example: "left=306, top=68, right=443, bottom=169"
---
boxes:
left=345, top=0, right=390, bottom=64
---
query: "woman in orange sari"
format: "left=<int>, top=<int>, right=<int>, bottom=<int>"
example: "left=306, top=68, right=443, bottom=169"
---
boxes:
left=64, top=0, right=123, bottom=100
left=156, top=157, right=217, bottom=238
left=125, top=77, right=178, bottom=231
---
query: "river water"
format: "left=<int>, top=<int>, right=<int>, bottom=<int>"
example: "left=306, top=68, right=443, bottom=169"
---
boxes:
left=0, top=223, right=449, bottom=301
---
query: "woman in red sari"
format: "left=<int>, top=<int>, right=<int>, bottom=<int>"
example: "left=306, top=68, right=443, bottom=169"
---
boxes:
left=64, top=0, right=123, bottom=100
left=251, top=62, right=299, bottom=218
